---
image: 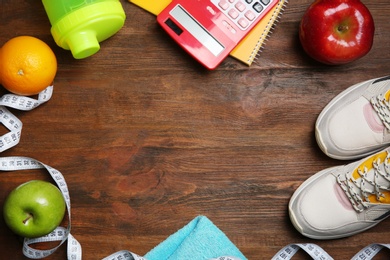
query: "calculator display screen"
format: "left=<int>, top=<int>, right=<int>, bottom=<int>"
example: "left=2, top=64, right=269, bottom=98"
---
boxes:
left=170, top=5, right=225, bottom=56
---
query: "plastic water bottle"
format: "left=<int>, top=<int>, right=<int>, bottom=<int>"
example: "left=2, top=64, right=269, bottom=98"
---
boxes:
left=41, top=0, right=126, bottom=59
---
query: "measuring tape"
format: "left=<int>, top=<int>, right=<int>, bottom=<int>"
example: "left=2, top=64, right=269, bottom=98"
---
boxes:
left=351, top=243, right=390, bottom=260
left=272, top=243, right=390, bottom=260
left=272, top=243, right=334, bottom=260
left=0, top=86, right=52, bottom=152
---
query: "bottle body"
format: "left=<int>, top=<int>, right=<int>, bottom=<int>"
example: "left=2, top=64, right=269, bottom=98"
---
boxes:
left=41, top=0, right=126, bottom=59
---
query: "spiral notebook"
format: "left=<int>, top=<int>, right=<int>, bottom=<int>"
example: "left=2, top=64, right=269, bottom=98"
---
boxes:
left=129, top=0, right=288, bottom=66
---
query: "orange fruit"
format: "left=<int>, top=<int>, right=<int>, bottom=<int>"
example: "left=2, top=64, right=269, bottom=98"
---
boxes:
left=0, top=36, right=57, bottom=96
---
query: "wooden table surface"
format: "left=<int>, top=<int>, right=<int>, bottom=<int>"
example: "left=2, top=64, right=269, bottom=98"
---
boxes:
left=1, top=0, right=390, bottom=259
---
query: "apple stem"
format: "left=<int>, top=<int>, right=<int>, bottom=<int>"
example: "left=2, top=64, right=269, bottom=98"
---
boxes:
left=338, top=25, right=349, bottom=32
left=23, top=213, right=33, bottom=224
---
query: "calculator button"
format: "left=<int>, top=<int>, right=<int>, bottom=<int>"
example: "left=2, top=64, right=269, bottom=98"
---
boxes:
left=235, top=1, right=246, bottom=12
left=253, top=2, right=263, bottom=13
left=211, top=0, right=273, bottom=30
left=228, top=8, right=239, bottom=19
left=238, top=17, right=249, bottom=28
left=222, top=20, right=237, bottom=34
left=218, top=0, right=229, bottom=10
left=244, top=10, right=256, bottom=21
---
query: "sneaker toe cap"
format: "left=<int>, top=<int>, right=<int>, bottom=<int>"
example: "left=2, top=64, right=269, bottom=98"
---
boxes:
left=289, top=170, right=360, bottom=239
left=317, top=97, right=385, bottom=159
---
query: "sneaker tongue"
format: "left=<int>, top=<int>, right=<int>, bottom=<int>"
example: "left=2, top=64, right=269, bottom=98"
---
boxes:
left=364, top=103, right=384, bottom=132
left=350, top=150, right=390, bottom=204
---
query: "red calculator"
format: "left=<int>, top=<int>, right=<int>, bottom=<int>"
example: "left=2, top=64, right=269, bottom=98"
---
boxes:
left=157, top=0, right=278, bottom=69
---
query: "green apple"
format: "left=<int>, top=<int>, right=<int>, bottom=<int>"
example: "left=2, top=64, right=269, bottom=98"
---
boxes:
left=3, top=180, right=66, bottom=238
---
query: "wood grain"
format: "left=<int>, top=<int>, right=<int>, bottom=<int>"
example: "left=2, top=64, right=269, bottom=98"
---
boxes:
left=1, top=0, right=390, bottom=259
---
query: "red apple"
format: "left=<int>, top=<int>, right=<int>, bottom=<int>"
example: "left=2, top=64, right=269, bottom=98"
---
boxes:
left=299, top=0, right=375, bottom=65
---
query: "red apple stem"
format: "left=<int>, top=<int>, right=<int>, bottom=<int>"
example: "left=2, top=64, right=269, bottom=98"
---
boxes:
left=338, top=25, right=349, bottom=32
left=23, top=213, right=33, bottom=224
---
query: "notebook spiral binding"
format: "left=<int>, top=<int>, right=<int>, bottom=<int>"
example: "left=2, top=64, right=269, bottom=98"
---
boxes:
left=250, top=0, right=289, bottom=64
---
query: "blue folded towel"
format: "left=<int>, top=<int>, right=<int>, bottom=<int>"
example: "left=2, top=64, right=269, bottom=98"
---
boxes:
left=144, top=215, right=247, bottom=260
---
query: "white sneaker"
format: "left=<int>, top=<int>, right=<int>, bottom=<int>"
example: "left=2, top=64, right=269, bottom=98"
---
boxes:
left=316, top=75, right=390, bottom=160
left=289, top=147, right=390, bottom=240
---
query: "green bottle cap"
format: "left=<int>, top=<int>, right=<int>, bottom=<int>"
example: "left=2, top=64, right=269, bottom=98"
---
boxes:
left=50, top=1, right=126, bottom=59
